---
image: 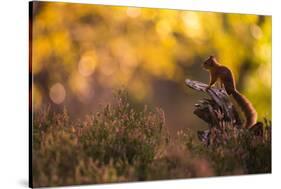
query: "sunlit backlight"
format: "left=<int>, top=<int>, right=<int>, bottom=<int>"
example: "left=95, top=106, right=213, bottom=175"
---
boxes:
left=100, top=61, right=116, bottom=76
left=126, top=7, right=141, bottom=18
left=182, top=12, right=202, bottom=38
left=69, top=73, right=93, bottom=103
left=156, top=20, right=172, bottom=38
left=78, top=53, right=97, bottom=77
left=259, top=44, right=271, bottom=61
left=32, top=37, right=52, bottom=74
left=250, top=24, right=263, bottom=39
left=49, top=82, right=66, bottom=104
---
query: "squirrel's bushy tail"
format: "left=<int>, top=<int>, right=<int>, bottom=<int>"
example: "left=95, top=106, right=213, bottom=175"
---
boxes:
left=232, top=90, right=257, bottom=128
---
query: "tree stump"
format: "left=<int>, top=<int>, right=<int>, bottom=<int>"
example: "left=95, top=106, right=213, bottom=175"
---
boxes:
left=184, top=79, right=242, bottom=144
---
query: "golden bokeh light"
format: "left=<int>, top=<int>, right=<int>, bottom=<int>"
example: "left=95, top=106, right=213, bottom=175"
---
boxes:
left=49, top=82, right=66, bottom=104
left=182, top=12, right=203, bottom=38
left=78, top=52, right=97, bottom=77
left=126, top=7, right=141, bottom=18
left=250, top=24, right=263, bottom=39
left=32, top=2, right=271, bottom=118
left=68, top=72, right=92, bottom=103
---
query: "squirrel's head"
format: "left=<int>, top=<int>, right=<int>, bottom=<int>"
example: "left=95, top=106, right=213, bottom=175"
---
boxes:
left=202, top=56, right=217, bottom=70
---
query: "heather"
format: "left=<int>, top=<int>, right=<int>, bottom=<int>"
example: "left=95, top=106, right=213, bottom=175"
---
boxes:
left=32, top=90, right=271, bottom=187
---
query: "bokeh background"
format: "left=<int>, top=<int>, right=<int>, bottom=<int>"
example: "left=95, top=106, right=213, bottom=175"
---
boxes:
left=31, top=2, right=271, bottom=133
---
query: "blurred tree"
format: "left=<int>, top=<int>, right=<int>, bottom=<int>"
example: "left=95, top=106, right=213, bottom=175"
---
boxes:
left=31, top=2, right=271, bottom=128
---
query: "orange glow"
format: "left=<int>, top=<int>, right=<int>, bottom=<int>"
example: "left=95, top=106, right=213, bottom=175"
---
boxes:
left=31, top=2, right=271, bottom=117
left=250, top=24, right=263, bottom=39
left=182, top=12, right=203, bottom=38
left=49, top=83, right=66, bottom=104
left=78, top=52, right=97, bottom=77
left=126, top=7, right=141, bottom=18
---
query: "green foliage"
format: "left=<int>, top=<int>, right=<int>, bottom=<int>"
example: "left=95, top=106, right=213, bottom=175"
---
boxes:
left=32, top=90, right=271, bottom=187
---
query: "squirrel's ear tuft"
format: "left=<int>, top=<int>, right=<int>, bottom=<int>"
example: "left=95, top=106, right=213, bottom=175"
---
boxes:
left=209, top=55, right=215, bottom=59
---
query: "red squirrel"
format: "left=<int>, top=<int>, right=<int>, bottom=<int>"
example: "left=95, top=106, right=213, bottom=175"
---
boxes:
left=203, top=56, right=257, bottom=128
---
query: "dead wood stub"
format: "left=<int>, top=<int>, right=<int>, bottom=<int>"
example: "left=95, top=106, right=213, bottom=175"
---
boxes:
left=185, top=79, right=242, bottom=143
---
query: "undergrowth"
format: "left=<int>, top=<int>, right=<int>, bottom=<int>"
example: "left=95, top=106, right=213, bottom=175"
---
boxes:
left=32, top=90, right=271, bottom=187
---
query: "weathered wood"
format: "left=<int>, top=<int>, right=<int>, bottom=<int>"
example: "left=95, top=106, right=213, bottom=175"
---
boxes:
left=185, top=79, right=242, bottom=144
